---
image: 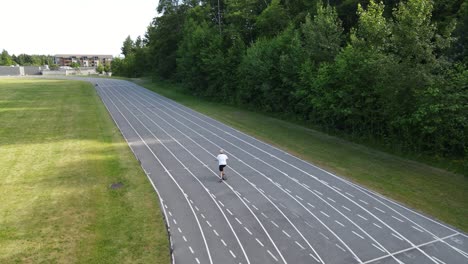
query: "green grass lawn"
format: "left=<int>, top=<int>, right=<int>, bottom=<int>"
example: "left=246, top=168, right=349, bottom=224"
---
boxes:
left=0, top=79, right=170, bottom=263
left=135, top=78, right=467, bottom=232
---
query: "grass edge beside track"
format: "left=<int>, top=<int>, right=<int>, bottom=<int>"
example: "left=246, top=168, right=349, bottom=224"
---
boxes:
left=133, top=78, right=467, bottom=233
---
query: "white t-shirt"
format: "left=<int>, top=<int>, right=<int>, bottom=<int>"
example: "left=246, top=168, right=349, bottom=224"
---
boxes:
left=217, top=154, right=228, bottom=165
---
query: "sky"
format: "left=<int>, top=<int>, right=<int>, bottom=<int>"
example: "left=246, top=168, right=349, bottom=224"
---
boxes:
left=0, top=0, right=159, bottom=57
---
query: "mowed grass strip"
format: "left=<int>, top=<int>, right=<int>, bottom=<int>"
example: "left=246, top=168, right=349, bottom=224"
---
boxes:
left=136, top=79, right=467, bottom=232
left=0, top=79, right=169, bottom=263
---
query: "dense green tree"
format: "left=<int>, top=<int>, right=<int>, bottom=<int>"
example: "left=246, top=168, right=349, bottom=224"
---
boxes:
left=301, top=2, right=344, bottom=65
left=0, top=49, right=13, bottom=66
left=255, top=0, right=289, bottom=38
left=121, top=35, right=134, bottom=57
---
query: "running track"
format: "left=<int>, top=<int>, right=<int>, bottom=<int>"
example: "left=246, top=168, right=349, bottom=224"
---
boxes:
left=90, top=78, right=467, bottom=264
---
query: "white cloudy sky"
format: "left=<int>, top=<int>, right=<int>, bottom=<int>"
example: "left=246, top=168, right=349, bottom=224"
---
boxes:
left=0, top=0, right=159, bottom=56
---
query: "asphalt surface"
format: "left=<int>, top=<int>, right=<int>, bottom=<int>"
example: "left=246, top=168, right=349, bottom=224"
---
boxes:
left=89, top=78, right=467, bottom=264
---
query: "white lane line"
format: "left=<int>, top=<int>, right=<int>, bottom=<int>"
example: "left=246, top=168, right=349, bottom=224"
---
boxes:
left=374, top=207, right=386, bottom=213
left=295, top=241, right=305, bottom=250
left=218, top=201, right=225, bottom=207
left=271, top=220, right=279, bottom=228
left=333, top=186, right=342, bottom=191
left=342, top=205, right=351, bottom=211
left=296, top=195, right=304, bottom=201
left=164, top=204, right=168, bottom=209
left=201, top=214, right=206, bottom=219
left=345, top=192, right=354, bottom=197
left=314, top=190, right=323, bottom=196
left=319, top=232, right=329, bottom=240
left=307, top=202, right=315, bottom=208
left=336, top=244, right=346, bottom=252
left=432, top=256, right=447, bottom=264
left=373, top=223, right=382, bottom=229
left=391, top=215, right=404, bottom=222
left=352, top=231, right=365, bottom=239
left=189, top=246, right=194, bottom=254
left=335, top=220, right=345, bottom=227
left=412, top=226, right=424, bottom=232
left=327, top=197, right=336, bottom=203
left=235, top=218, right=242, bottom=225
left=213, top=229, right=219, bottom=236
left=173, top=219, right=177, bottom=225
left=359, top=199, right=369, bottom=205
left=267, top=250, right=279, bottom=262
left=190, top=199, right=194, bottom=204
left=282, top=230, right=291, bottom=238
left=230, top=250, right=237, bottom=258
left=256, top=238, right=264, bottom=247
left=251, top=204, right=259, bottom=210
left=183, top=236, right=187, bottom=242
left=168, top=211, right=173, bottom=216
left=206, top=221, right=212, bottom=227
left=195, top=206, right=199, bottom=211
left=243, top=197, right=251, bottom=203
left=196, top=258, right=200, bottom=264
left=268, top=195, right=277, bottom=201
left=285, top=188, right=291, bottom=193
left=392, top=233, right=403, bottom=240
left=309, top=253, right=320, bottom=262
left=372, top=244, right=385, bottom=253
left=261, top=212, right=268, bottom=218
left=258, top=188, right=265, bottom=193
left=304, top=221, right=314, bottom=228
left=357, top=214, right=368, bottom=221
left=226, top=209, right=233, bottom=216
left=320, top=211, right=330, bottom=217
left=221, top=239, right=227, bottom=247
left=244, top=227, right=252, bottom=235
left=279, top=203, right=287, bottom=209
left=178, top=227, right=182, bottom=233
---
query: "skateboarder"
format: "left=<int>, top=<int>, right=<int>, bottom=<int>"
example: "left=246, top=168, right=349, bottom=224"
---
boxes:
left=216, top=149, right=228, bottom=182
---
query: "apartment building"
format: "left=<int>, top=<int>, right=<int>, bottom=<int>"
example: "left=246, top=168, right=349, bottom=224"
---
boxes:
left=54, top=54, right=113, bottom=67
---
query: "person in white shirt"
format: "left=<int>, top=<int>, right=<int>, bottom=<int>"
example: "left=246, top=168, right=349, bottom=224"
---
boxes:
left=216, top=149, right=228, bottom=182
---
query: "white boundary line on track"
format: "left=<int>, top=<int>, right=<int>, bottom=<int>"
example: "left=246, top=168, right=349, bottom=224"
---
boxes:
left=120, top=84, right=363, bottom=263
left=127, top=83, right=453, bottom=263
left=104, top=85, right=258, bottom=264
left=97, top=83, right=213, bottom=264
left=116, top=86, right=324, bottom=263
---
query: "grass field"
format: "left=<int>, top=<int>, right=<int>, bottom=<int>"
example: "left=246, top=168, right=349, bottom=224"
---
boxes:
left=0, top=78, right=170, bottom=263
left=136, top=78, right=468, bottom=232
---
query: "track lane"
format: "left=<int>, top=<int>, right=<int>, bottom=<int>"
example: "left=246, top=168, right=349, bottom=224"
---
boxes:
left=89, top=78, right=467, bottom=264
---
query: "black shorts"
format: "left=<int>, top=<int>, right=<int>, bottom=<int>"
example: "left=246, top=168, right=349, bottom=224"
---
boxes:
left=219, top=165, right=226, bottom=172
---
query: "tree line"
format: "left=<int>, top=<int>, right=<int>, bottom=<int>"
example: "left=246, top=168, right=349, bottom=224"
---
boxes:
left=113, top=0, right=467, bottom=164
left=0, top=50, right=55, bottom=67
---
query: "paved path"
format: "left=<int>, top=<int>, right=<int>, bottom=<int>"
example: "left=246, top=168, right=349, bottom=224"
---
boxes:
left=91, top=78, right=467, bottom=264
